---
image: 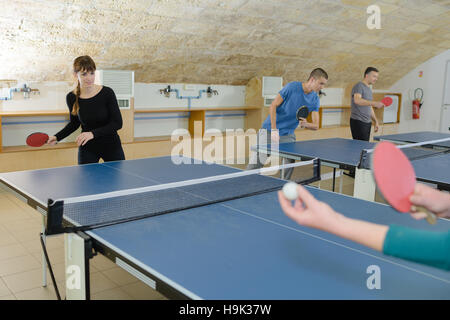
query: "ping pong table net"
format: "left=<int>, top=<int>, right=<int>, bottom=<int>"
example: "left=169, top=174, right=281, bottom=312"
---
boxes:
left=358, top=137, right=450, bottom=170
left=45, top=159, right=321, bottom=235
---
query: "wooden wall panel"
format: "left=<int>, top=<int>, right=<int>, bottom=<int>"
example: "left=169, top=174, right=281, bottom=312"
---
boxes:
left=118, top=98, right=134, bottom=143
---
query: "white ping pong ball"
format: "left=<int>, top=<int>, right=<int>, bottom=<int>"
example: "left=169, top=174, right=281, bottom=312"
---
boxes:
left=282, top=182, right=298, bottom=201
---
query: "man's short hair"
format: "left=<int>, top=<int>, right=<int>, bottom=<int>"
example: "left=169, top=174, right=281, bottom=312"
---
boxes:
left=309, top=68, right=328, bottom=80
left=364, top=67, right=379, bottom=77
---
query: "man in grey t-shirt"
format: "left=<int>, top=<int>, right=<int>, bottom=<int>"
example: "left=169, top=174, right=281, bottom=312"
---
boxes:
left=344, top=67, right=386, bottom=178
left=350, top=67, right=385, bottom=141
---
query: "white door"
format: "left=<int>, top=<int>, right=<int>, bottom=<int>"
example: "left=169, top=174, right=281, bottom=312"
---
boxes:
left=443, top=60, right=450, bottom=105
left=440, top=105, right=450, bottom=133
left=441, top=60, right=450, bottom=133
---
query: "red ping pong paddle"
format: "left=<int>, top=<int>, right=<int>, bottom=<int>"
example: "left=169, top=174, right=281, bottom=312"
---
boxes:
left=296, top=106, right=309, bottom=120
left=26, top=132, right=49, bottom=147
left=371, top=141, right=437, bottom=225
left=381, top=97, right=393, bottom=107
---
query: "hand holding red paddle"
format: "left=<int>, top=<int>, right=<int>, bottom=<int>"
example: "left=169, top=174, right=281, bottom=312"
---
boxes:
left=409, top=183, right=450, bottom=220
left=47, top=135, right=58, bottom=146
left=381, top=97, right=393, bottom=107
left=372, top=141, right=437, bottom=225
left=26, top=132, right=49, bottom=147
left=26, top=132, right=57, bottom=147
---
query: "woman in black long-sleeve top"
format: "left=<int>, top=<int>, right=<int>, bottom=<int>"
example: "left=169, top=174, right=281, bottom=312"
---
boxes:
left=48, top=56, right=125, bottom=164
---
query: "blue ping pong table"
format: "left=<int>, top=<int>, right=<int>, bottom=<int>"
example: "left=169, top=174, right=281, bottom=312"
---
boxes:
left=0, top=156, right=449, bottom=300
left=374, top=131, right=450, bottom=149
left=255, top=137, right=450, bottom=201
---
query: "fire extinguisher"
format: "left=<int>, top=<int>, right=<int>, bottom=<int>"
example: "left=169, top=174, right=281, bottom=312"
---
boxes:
left=412, top=88, right=423, bottom=119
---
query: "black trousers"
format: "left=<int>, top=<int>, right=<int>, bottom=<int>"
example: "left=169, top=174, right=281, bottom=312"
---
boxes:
left=78, top=135, right=125, bottom=164
left=350, top=118, right=372, bottom=142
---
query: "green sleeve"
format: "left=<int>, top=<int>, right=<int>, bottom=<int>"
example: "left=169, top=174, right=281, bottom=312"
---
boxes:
left=383, top=224, right=450, bottom=270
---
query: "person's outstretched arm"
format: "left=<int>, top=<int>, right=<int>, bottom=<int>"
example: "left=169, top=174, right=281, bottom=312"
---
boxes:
left=278, top=184, right=450, bottom=270
left=278, top=186, right=388, bottom=251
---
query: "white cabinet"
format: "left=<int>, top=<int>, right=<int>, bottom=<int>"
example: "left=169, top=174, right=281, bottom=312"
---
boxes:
left=383, top=94, right=398, bottom=123
left=95, top=70, right=134, bottom=109
left=262, top=76, right=282, bottom=107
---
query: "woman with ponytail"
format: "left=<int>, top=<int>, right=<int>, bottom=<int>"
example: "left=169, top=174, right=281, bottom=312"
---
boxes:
left=47, top=55, right=125, bottom=164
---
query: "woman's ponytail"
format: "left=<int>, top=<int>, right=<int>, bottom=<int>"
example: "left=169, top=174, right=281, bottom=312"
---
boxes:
left=72, top=81, right=81, bottom=115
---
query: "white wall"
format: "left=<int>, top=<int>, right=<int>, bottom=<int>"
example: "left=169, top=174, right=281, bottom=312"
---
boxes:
left=134, top=83, right=246, bottom=109
left=318, top=88, right=344, bottom=106
left=134, top=83, right=247, bottom=136
left=0, top=82, right=74, bottom=146
left=0, top=82, right=247, bottom=111
left=0, top=81, right=249, bottom=143
left=389, top=49, right=450, bottom=133
left=0, top=82, right=71, bottom=111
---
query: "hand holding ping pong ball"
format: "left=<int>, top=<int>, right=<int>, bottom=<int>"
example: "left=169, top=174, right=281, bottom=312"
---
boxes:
left=282, top=182, right=298, bottom=201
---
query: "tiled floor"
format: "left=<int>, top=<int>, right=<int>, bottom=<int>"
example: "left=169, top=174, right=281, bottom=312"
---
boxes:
left=0, top=164, right=384, bottom=300
left=0, top=186, right=167, bottom=300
